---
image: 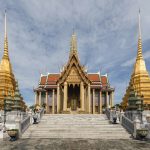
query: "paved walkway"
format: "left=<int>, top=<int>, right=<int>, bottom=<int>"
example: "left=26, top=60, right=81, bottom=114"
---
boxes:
left=0, top=139, right=150, bottom=150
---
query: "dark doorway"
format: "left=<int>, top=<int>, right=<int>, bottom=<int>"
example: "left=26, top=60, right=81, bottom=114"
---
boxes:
left=68, top=84, right=80, bottom=110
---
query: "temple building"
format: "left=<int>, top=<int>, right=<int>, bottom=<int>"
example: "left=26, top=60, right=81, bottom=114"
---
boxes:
left=122, top=11, right=150, bottom=110
left=0, top=12, right=26, bottom=111
left=34, top=33, right=115, bottom=114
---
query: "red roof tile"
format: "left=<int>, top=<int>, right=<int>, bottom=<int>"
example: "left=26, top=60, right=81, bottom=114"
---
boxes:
left=47, top=74, right=60, bottom=84
left=88, top=74, right=100, bottom=82
left=101, top=76, right=107, bottom=86
left=40, top=76, right=47, bottom=85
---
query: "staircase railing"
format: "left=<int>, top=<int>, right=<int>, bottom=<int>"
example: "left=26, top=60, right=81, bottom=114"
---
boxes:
left=121, top=115, right=134, bottom=134
left=105, top=108, right=110, bottom=120
left=20, top=115, right=30, bottom=133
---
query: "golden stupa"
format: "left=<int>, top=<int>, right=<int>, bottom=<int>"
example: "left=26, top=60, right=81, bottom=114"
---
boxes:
left=0, top=12, right=26, bottom=110
left=122, top=10, right=150, bottom=110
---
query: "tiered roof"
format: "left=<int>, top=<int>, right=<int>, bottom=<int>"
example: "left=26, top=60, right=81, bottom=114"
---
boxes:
left=36, top=32, right=114, bottom=92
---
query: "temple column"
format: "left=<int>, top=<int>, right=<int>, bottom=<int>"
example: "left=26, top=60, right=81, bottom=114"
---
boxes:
left=106, top=91, right=108, bottom=108
left=99, top=91, right=102, bottom=114
left=88, top=83, right=91, bottom=113
left=39, top=91, right=41, bottom=107
left=57, top=84, right=60, bottom=113
left=84, top=87, right=86, bottom=111
left=34, top=91, right=38, bottom=105
left=93, top=89, right=95, bottom=114
left=46, top=91, right=49, bottom=113
left=111, top=91, right=114, bottom=107
left=63, top=82, right=67, bottom=111
left=52, top=89, right=55, bottom=114
left=80, top=82, right=84, bottom=111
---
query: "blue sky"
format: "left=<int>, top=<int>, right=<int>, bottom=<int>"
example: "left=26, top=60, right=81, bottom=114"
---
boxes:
left=0, top=0, right=150, bottom=106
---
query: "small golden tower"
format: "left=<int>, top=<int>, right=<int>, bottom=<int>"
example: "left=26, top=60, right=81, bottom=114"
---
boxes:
left=0, top=11, right=16, bottom=109
left=122, top=10, right=150, bottom=109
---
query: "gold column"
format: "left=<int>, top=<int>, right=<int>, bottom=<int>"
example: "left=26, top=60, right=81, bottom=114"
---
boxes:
left=80, top=82, right=84, bottom=111
left=46, top=91, right=49, bottom=113
left=34, top=91, right=38, bottom=105
left=39, top=91, right=41, bottom=107
left=57, top=84, right=60, bottom=113
left=100, top=91, right=102, bottom=114
left=84, top=87, right=86, bottom=111
left=88, top=83, right=91, bottom=113
left=106, top=91, right=108, bottom=108
left=93, top=89, right=95, bottom=114
left=111, top=91, right=114, bottom=107
left=52, top=89, right=55, bottom=114
left=63, top=82, right=67, bottom=111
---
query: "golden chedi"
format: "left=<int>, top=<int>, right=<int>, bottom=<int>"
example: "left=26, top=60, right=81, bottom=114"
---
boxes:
left=122, top=11, right=150, bottom=110
left=0, top=12, right=25, bottom=110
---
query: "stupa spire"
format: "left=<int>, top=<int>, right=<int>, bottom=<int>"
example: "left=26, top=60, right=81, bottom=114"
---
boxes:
left=70, top=32, right=78, bottom=57
left=133, top=9, right=147, bottom=74
left=3, top=10, right=9, bottom=59
left=137, top=9, right=143, bottom=60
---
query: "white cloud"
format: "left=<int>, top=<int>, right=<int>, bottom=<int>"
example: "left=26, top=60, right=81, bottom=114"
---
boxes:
left=0, top=0, right=150, bottom=106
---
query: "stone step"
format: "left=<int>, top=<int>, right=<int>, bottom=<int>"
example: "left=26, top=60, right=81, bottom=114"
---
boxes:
left=22, top=133, right=130, bottom=139
left=22, top=114, right=131, bottom=139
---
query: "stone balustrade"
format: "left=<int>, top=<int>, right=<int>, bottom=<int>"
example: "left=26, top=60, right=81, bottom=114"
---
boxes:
left=0, top=108, right=45, bottom=139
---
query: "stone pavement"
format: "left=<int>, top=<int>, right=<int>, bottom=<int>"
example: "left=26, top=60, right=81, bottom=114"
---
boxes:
left=0, top=138, right=150, bottom=150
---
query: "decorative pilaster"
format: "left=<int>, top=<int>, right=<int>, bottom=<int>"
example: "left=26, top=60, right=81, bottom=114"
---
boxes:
left=57, top=84, right=60, bottom=113
left=100, top=91, right=102, bottom=114
left=39, top=91, right=41, bottom=107
left=46, top=91, right=49, bottom=113
left=93, top=89, right=95, bottom=114
left=80, top=82, right=84, bottom=111
left=63, top=82, right=67, bottom=111
left=88, top=83, right=91, bottom=113
left=52, top=89, right=55, bottom=114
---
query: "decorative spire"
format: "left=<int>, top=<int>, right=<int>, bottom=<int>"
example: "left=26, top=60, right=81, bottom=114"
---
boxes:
left=137, top=9, right=143, bottom=60
left=132, top=9, right=147, bottom=74
left=3, top=10, right=9, bottom=59
left=70, top=32, right=78, bottom=56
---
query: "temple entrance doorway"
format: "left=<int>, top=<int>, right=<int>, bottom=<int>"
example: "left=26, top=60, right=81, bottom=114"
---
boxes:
left=68, top=84, right=80, bottom=111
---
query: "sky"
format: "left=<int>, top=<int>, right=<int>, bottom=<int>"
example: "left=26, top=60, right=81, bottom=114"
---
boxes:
left=0, top=0, right=150, bottom=106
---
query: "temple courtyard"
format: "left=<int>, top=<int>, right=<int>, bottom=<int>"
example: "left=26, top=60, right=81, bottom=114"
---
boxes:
left=0, top=138, right=150, bottom=150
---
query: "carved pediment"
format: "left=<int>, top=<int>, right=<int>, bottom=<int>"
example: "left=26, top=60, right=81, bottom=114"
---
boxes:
left=66, top=66, right=81, bottom=83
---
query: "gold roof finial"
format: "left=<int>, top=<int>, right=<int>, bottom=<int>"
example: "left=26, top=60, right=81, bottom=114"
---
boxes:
left=137, top=9, right=143, bottom=60
left=3, top=10, right=9, bottom=60
left=70, top=31, right=78, bottom=56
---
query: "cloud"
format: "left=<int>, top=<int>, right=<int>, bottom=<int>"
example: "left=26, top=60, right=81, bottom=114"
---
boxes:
left=0, top=0, right=150, bottom=106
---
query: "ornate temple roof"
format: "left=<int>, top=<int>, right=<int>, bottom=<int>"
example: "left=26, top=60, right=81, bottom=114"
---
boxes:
left=38, top=72, right=112, bottom=89
left=36, top=32, right=114, bottom=92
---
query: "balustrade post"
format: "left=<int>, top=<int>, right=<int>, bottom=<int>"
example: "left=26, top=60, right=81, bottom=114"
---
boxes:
left=28, top=111, right=33, bottom=124
left=15, top=117, right=21, bottom=138
left=133, top=117, right=141, bottom=138
left=120, top=111, right=124, bottom=124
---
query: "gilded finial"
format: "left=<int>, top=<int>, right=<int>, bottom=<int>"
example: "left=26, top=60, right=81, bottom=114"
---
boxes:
left=70, top=32, right=78, bottom=57
left=3, top=10, right=9, bottom=59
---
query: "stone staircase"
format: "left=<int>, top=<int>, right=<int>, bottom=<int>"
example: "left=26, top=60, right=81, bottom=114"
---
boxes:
left=22, top=114, right=131, bottom=139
